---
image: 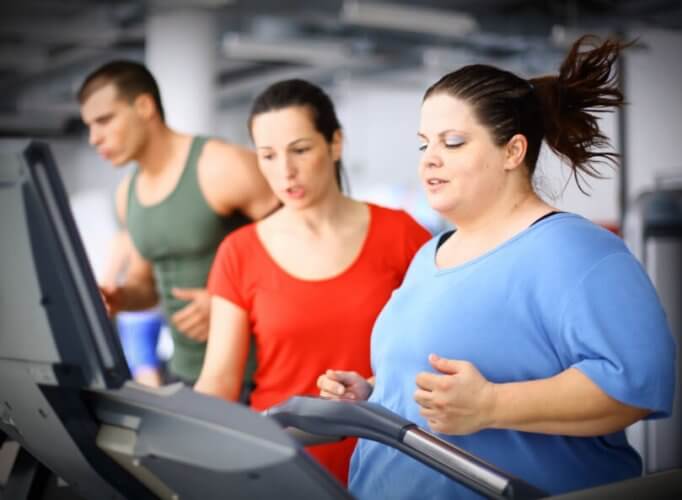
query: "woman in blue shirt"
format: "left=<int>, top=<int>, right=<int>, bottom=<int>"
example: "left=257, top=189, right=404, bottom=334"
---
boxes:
left=317, top=35, right=675, bottom=499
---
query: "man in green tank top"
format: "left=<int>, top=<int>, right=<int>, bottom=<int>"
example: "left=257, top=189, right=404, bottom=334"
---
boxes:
left=78, top=61, right=278, bottom=385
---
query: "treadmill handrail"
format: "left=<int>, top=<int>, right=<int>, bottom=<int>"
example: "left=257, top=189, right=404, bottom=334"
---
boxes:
left=265, top=396, right=547, bottom=500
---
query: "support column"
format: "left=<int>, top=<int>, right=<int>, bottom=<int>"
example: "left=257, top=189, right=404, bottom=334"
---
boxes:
left=145, top=8, right=218, bottom=136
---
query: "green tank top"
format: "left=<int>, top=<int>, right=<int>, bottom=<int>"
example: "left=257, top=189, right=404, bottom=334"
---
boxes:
left=126, top=136, right=250, bottom=382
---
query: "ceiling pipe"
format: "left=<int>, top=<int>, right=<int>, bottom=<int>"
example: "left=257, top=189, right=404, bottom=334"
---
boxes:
left=341, top=0, right=479, bottom=38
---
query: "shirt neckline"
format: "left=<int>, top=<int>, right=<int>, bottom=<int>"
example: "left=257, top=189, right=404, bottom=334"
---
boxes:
left=432, top=212, right=576, bottom=275
left=253, top=202, right=376, bottom=284
left=132, top=136, right=198, bottom=210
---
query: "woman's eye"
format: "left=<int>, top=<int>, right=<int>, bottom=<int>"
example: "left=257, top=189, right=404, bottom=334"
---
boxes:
left=444, top=137, right=464, bottom=148
left=261, top=154, right=274, bottom=161
left=418, top=143, right=427, bottom=152
left=293, top=147, right=309, bottom=155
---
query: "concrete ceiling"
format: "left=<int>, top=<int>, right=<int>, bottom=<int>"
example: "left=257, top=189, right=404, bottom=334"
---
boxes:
left=0, top=0, right=680, bottom=137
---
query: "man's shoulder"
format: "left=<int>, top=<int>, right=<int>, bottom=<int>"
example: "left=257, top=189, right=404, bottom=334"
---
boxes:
left=200, top=138, right=253, bottom=163
left=197, top=138, right=257, bottom=182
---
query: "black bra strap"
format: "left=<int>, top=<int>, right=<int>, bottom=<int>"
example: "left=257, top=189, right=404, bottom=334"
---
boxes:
left=436, top=230, right=455, bottom=250
left=437, top=212, right=562, bottom=252
left=530, top=211, right=563, bottom=226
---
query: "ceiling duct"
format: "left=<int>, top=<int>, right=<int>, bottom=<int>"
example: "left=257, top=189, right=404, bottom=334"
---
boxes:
left=341, top=0, right=479, bottom=38
left=222, top=33, right=356, bottom=67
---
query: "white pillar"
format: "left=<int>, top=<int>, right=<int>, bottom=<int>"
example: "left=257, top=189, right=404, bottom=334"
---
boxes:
left=145, top=8, right=217, bottom=136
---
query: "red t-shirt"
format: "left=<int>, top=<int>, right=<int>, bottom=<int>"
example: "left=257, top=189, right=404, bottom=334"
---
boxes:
left=207, top=203, right=430, bottom=484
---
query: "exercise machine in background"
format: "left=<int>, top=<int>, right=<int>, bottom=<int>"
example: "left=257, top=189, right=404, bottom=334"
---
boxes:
left=624, top=175, right=682, bottom=474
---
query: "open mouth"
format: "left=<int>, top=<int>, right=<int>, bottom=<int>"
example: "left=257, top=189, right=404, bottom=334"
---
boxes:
left=285, top=186, right=305, bottom=198
left=427, top=178, right=448, bottom=185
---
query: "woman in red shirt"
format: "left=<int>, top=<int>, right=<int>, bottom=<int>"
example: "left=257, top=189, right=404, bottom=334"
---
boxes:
left=194, top=79, right=430, bottom=484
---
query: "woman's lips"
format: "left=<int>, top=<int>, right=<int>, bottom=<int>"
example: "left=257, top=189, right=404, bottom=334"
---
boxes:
left=284, top=185, right=305, bottom=199
left=425, top=178, right=449, bottom=191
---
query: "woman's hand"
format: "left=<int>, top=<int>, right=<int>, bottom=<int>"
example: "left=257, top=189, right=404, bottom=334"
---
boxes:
left=414, top=354, right=496, bottom=435
left=317, top=370, right=373, bottom=401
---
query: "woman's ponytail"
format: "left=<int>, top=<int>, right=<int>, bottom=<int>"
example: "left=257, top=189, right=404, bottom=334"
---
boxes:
left=530, top=36, right=629, bottom=191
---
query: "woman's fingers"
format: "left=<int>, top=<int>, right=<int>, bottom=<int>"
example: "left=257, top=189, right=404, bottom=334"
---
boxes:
left=318, top=370, right=372, bottom=400
left=415, top=371, right=439, bottom=391
left=328, top=370, right=361, bottom=385
left=414, top=388, right=433, bottom=408
left=317, top=373, right=346, bottom=398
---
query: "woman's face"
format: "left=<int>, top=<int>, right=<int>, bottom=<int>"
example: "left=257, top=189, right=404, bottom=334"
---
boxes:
left=250, top=105, right=341, bottom=209
left=418, top=93, right=508, bottom=222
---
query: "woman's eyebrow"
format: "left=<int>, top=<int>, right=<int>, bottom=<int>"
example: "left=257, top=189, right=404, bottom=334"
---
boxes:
left=288, top=137, right=313, bottom=147
left=417, top=129, right=468, bottom=138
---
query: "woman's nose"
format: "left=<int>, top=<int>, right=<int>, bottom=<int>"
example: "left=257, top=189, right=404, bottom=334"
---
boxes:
left=420, top=147, right=443, bottom=169
left=279, top=155, right=297, bottom=179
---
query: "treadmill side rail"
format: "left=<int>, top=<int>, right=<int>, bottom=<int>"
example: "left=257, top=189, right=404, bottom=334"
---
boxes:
left=267, top=396, right=547, bottom=499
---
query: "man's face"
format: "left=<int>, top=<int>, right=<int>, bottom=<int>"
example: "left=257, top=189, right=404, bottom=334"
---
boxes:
left=80, top=83, right=147, bottom=166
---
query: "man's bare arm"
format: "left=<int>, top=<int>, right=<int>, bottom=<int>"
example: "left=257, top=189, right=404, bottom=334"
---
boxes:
left=199, top=140, right=279, bottom=221
left=103, top=176, right=158, bottom=312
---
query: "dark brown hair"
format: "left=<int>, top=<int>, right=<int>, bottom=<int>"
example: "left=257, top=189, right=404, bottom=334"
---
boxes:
left=424, top=35, right=628, bottom=193
left=248, top=79, right=344, bottom=190
left=78, top=60, right=165, bottom=122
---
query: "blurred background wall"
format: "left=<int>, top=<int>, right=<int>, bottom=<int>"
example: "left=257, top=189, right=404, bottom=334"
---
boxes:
left=0, top=0, right=680, bottom=261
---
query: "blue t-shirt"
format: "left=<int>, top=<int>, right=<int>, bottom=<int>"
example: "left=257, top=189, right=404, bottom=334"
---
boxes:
left=350, top=213, right=675, bottom=499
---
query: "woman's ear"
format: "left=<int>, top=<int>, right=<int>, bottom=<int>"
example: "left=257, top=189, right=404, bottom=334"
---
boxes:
left=331, top=129, right=343, bottom=162
left=504, top=134, right=528, bottom=171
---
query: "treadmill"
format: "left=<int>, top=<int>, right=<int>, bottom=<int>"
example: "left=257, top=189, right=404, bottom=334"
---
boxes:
left=0, top=140, right=680, bottom=500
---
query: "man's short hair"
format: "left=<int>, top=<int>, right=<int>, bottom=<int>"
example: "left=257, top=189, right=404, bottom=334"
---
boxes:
left=78, top=60, right=165, bottom=122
